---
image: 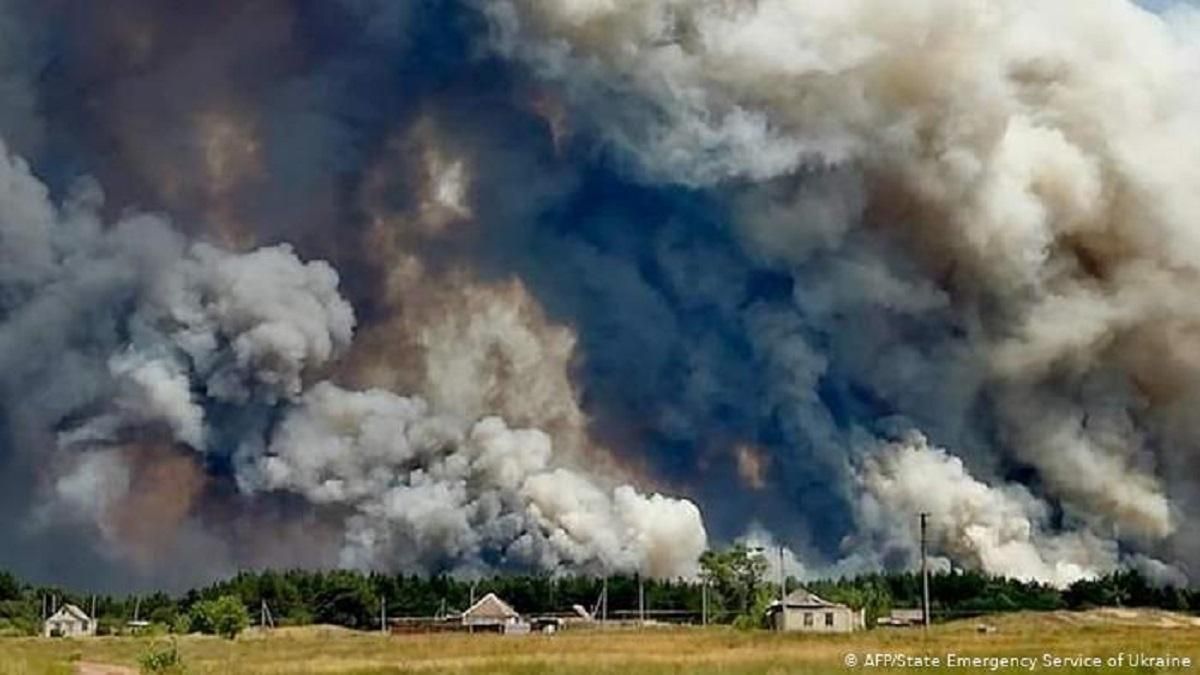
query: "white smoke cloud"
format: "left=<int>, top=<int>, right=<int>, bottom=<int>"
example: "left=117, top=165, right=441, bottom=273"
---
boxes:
left=859, top=432, right=1119, bottom=587
left=131, top=242, right=356, bottom=406
left=737, top=523, right=812, bottom=582
left=55, top=239, right=357, bottom=459
left=250, top=381, right=707, bottom=577
left=109, top=353, right=207, bottom=449
left=48, top=451, right=132, bottom=529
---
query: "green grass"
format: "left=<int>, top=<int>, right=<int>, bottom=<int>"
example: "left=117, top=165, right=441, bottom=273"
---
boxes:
left=2, top=610, right=1198, bottom=674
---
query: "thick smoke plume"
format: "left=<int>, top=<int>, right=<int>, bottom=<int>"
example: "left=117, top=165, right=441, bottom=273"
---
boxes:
left=254, top=382, right=704, bottom=577
left=3, top=0, right=1200, bottom=590
left=0, top=133, right=705, bottom=585
left=858, top=433, right=1118, bottom=586
left=484, top=0, right=1200, bottom=584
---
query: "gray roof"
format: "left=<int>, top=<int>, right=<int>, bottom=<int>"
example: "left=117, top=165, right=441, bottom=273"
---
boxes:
left=461, top=593, right=520, bottom=620
left=47, top=604, right=91, bottom=623
left=772, top=588, right=846, bottom=609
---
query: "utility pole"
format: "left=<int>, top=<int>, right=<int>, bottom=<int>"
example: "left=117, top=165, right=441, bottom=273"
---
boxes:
left=701, top=580, right=708, bottom=626
left=601, top=577, right=608, bottom=625
left=920, top=512, right=931, bottom=629
left=260, top=599, right=274, bottom=630
left=638, top=575, right=645, bottom=624
left=779, top=546, right=786, bottom=606
left=380, top=596, right=387, bottom=635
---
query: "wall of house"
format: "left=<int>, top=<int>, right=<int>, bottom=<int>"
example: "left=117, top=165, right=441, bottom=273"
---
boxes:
left=774, top=607, right=863, bottom=633
left=43, top=618, right=92, bottom=637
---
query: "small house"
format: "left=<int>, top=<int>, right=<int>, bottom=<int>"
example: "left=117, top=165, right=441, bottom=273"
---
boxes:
left=43, top=604, right=96, bottom=638
left=460, top=593, right=528, bottom=634
left=766, top=589, right=865, bottom=633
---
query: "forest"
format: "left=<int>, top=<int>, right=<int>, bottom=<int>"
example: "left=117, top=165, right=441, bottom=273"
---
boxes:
left=1, top=546, right=1196, bottom=637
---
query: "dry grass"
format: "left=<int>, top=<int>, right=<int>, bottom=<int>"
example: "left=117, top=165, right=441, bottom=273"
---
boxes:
left=1, top=611, right=1198, bottom=674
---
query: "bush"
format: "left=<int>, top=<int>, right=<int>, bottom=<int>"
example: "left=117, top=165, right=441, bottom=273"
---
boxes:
left=138, top=639, right=184, bottom=674
left=732, top=593, right=774, bottom=630
left=171, top=613, right=191, bottom=635
left=0, top=616, right=35, bottom=636
left=189, top=595, right=249, bottom=640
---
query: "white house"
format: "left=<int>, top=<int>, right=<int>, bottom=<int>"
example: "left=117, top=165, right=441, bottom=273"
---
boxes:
left=766, top=589, right=865, bottom=633
left=43, top=604, right=96, bottom=638
left=460, top=593, right=529, bottom=634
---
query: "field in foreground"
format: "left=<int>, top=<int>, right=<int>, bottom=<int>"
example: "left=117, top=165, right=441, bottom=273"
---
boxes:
left=2, top=610, right=1199, bottom=675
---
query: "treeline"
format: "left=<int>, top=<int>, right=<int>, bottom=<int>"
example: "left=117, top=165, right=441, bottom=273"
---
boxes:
left=0, top=562, right=1196, bottom=636
left=0, top=569, right=704, bottom=636
left=794, top=569, right=1198, bottom=625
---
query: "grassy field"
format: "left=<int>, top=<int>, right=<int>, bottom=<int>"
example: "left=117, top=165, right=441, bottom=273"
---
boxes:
left=2, top=610, right=1199, bottom=675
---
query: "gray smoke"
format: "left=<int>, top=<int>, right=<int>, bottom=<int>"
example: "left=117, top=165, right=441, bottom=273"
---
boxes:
left=481, top=0, right=1200, bottom=584
left=60, top=241, right=356, bottom=454
left=0, top=133, right=706, bottom=581
left=5, top=0, right=1200, bottom=591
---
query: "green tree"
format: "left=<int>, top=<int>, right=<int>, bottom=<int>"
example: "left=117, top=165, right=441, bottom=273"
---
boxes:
left=700, top=545, right=770, bottom=624
left=190, top=595, right=249, bottom=639
left=314, top=571, right=377, bottom=628
left=0, top=572, right=19, bottom=602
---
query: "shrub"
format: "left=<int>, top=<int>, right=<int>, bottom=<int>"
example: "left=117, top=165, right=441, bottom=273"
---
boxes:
left=189, top=595, right=249, bottom=640
left=0, top=616, right=36, bottom=636
left=171, top=613, right=191, bottom=635
left=138, top=639, right=184, bottom=674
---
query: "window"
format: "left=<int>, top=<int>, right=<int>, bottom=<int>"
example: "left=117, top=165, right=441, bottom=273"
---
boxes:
left=803, top=612, right=813, bottom=627
left=825, top=613, right=834, bottom=627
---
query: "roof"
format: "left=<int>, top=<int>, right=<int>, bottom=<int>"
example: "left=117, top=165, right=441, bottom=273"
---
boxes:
left=46, top=604, right=91, bottom=623
left=461, top=593, right=520, bottom=621
left=771, top=589, right=847, bottom=609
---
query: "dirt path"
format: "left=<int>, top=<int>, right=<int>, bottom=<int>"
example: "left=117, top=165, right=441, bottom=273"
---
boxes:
left=74, top=662, right=137, bottom=675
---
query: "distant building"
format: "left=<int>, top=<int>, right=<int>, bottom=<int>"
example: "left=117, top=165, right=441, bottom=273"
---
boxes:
left=43, top=604, right=96, bottom=638
left=531, top=616, right=563, bottom=634
left=460, top=593, right=529, bottom=634
left=766, top=589, right=865, bottom=633
left=877, top=608, right=924, bottom=627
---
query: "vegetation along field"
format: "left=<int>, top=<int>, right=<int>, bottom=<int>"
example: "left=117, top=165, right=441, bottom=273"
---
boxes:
left=2, top=611, right=1200, bottom=675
